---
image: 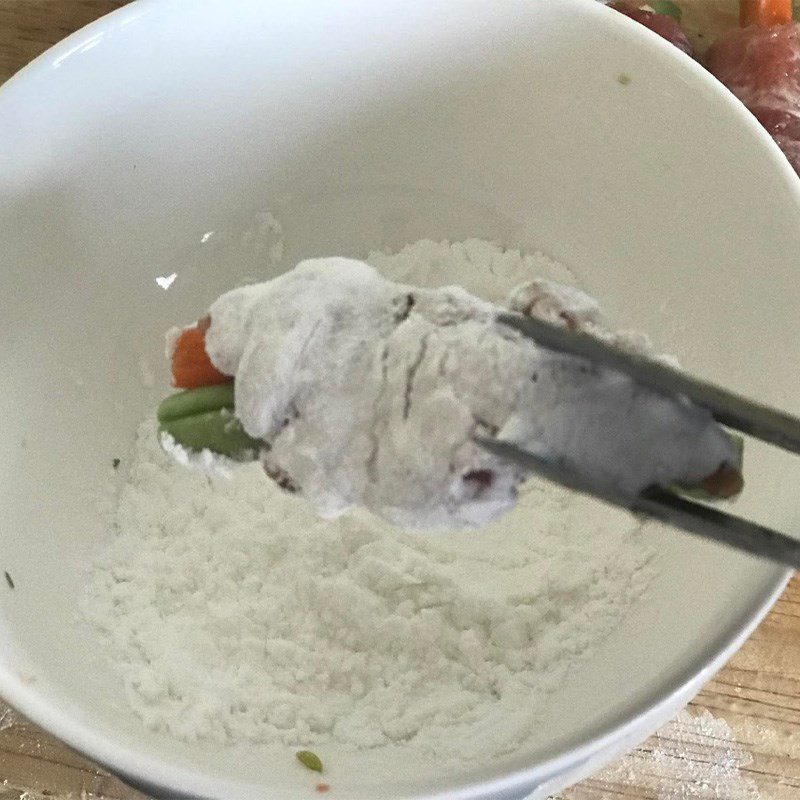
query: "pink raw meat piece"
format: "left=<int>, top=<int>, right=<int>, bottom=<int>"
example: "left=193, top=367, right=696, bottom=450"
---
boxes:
left=609, top=2, right=694, bottom=56
left=706, top=23, right=800, bottom=174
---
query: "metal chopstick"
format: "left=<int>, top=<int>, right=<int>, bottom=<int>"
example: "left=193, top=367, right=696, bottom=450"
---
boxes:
left=471, top=313, right=800, bottom=569
left=475, top=437, right=800, bottom=570
left=496, top=313, right=800, bottom=455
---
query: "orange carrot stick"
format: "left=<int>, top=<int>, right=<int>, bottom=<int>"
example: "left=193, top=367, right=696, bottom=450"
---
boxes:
left=740, top=0, right=793, bottom=27
left=171, top=316, right=230, bottom=389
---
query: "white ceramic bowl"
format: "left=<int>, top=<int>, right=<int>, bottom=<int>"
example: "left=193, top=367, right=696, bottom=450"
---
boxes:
left=2, top=1, right=799, bottom=798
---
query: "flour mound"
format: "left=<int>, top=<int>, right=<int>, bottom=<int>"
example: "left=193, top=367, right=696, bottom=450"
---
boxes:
left=87, top=238, right=656, bottom=761
left=88, top=420, right=653, bottom=757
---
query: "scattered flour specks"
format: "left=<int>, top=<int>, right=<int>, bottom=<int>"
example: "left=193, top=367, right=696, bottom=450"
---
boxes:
left=0, top=705, right=19, bottom=732
left=556, top=708, right=760, bottom=799
left=243, top=210, right=285, bottom=266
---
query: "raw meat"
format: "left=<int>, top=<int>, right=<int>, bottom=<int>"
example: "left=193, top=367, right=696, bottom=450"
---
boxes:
left=707, top=23, right=800, bottom=173
left=609, top=2, right=694, bottom=55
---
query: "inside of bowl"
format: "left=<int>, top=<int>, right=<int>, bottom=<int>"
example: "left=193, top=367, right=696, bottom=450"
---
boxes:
left=1, top=1, right=799, bottom=798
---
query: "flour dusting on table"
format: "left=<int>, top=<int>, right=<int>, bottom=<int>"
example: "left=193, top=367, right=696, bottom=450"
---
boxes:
left=87, top=239, right=656, bottom=761
left=556, top=708, right=760, bottom=799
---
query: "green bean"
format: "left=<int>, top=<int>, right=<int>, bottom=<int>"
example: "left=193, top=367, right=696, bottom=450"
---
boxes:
left=157, top=385, right=262, bottom=459
left=159, top=410, right=262, bottom=459
left=157, top=384, right=235, bottom=423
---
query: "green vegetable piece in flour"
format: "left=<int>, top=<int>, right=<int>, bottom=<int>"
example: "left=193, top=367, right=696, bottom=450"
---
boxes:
left=296, top=750, right=323, bottom=773
left=157, top=384, right=261, bottom=460
left=160, top=409, right=261, bottom=459
left=157, top=383, right=236, bottom=423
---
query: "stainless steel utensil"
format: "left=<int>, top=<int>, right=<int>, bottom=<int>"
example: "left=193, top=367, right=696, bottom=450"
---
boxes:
left=476, top=314, right=800, bottom=569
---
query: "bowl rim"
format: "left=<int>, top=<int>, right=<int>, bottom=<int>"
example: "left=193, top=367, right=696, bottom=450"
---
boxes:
left=0, top=0, right=798, bottom=798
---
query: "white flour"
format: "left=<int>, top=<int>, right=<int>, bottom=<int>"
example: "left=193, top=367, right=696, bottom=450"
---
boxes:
left=556, top=708, right=760, bottom=800
left=87, top=239, right=656, bottom=760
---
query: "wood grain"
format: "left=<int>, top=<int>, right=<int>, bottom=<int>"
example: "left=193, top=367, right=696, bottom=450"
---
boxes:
left=1, top=2, right=799, bottom=799
left=559, top=577, right=800, bottom=799
left=0, top=1, right=130, bottom=83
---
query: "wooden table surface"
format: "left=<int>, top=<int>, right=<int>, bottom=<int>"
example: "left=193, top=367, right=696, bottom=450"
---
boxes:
left=1, top=2, right=798, bottom=799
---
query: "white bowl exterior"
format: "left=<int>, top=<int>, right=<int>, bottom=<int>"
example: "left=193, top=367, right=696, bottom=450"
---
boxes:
left=1, top=0, right=799, bottom=798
